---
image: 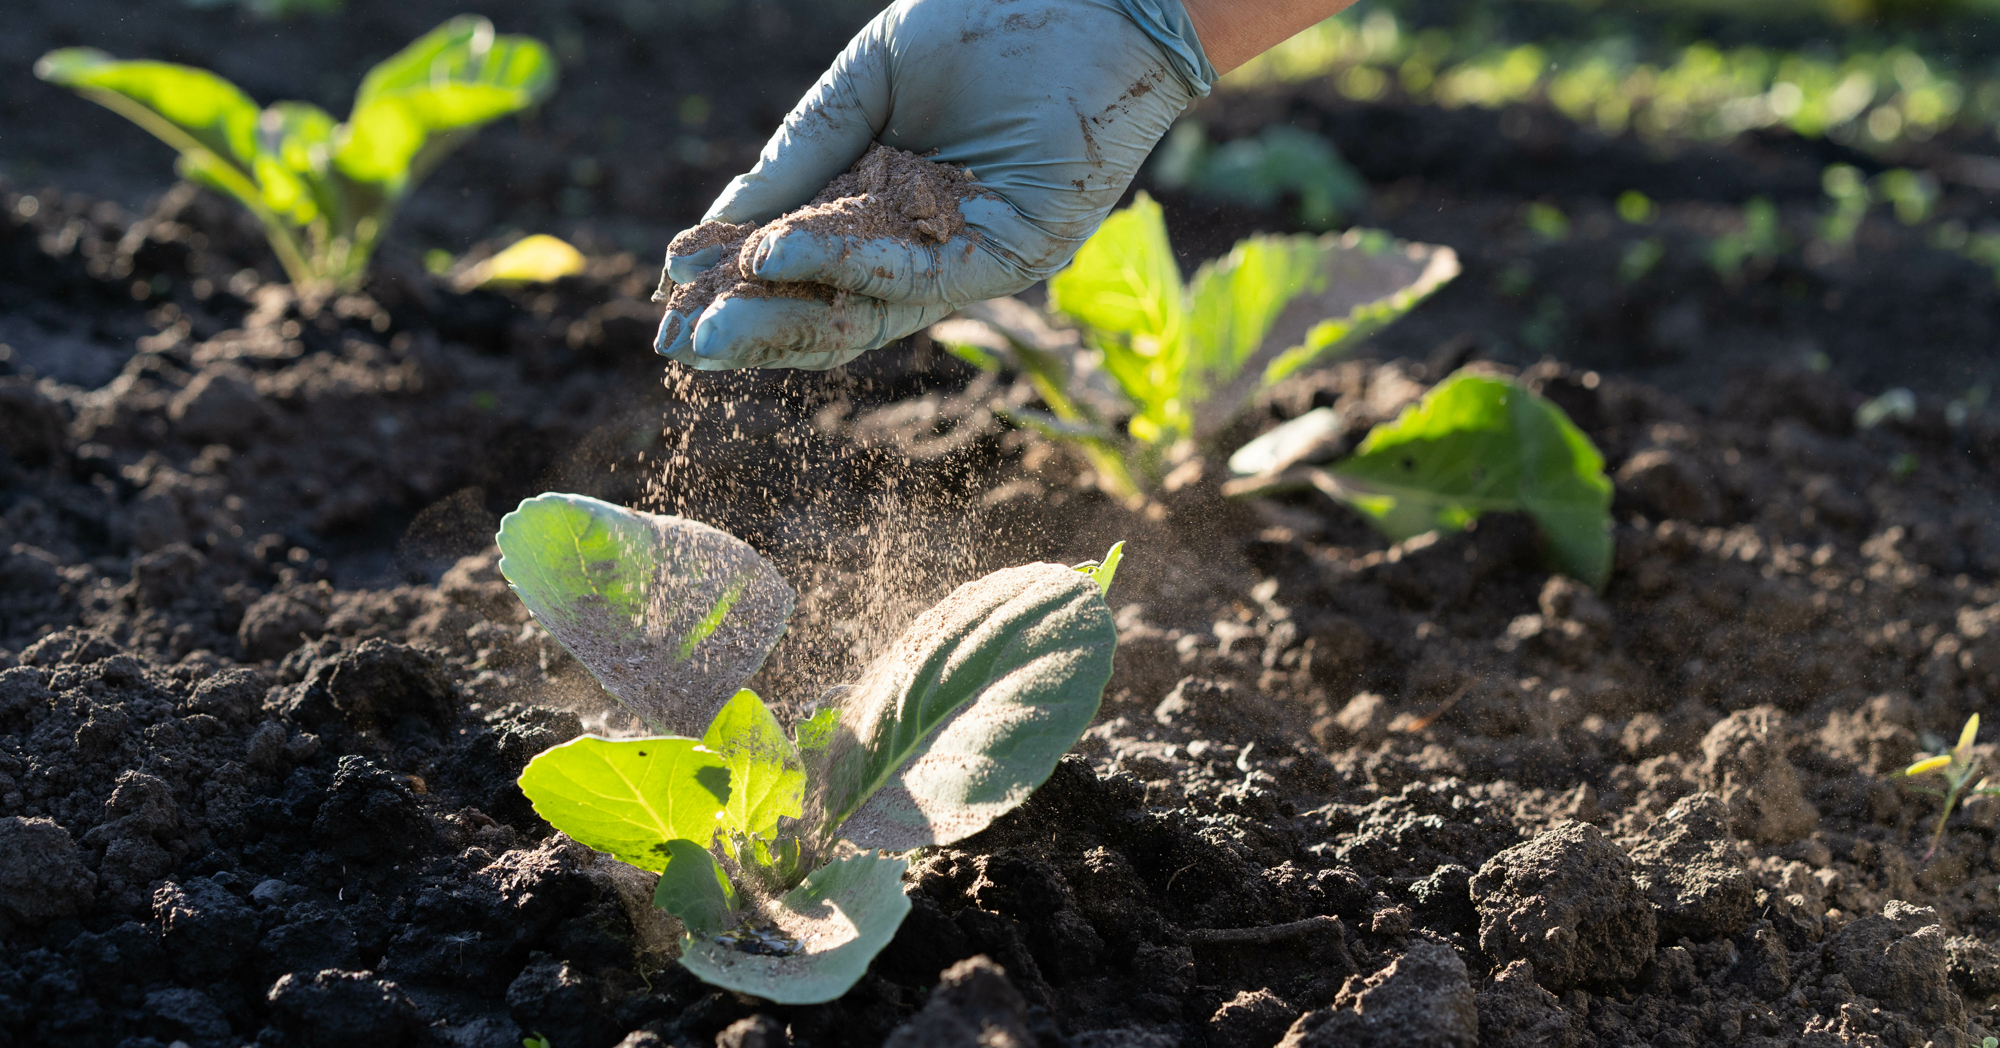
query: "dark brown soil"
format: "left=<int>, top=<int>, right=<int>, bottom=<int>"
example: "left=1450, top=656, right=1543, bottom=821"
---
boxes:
left=9, top=2, right=2000, bottom=1047
left=657, top=145, right=980, bottom=327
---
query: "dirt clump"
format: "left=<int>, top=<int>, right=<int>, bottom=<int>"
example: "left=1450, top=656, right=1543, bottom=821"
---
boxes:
left=1825, top=901, right=1964, bottom=1028
left=880, top=955, right=1037, bottom=1048
left=1278, top=941, right=1477, bottom=1048
left=1471, top=821, right=1658, bottom=992
left=656, top=144, right=983, bottom=332
left=1623, top=792, right=1755, bottom=941
left=0, top=815, right=95, bottom=927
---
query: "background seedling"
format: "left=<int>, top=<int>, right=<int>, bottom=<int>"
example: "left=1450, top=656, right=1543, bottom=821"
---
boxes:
left=1903, top=714, right=1999, bottom=860
left=1708, top=197, right=1785, bottom=282
left=932, top=195, right=1457, bottom=498
left=37, top=17, right=555, bottom=291
left=1150, top=122, right=1369, bottom=230
left=1227, top=371, right=1615, bottom=589
left=494, top=494, right=1119, bottom=1003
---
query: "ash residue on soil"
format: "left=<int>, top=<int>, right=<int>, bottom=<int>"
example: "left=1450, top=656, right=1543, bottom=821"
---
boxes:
left=656, top=145, right=982, bottom=326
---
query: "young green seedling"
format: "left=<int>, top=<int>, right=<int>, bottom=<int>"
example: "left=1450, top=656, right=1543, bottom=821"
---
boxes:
left=1902, top=713, right=1999, bottom=860
left=931, top=194, right=1458, bottom=497
left=495, top=494, right=1120, bottom=1003
left=37, top=17, right=555, bottom=291
left=1228, top=371, right=1614, bottom=589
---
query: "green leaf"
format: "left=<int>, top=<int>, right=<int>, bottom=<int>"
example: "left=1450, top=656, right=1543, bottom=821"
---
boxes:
left=1048, top=192, right=1183, bottom=350
left=1326, top=372, right=1613, bottom=588
left=1073, top=541, right=1124, bottom=596
left=517, top=736, right=732, bottom=872
left=36, top=49, right=260, bottom=169
left=821, top=563, right=1117, bottom=850
left=1049, top=194, right=1188, bottom=438
left=460, top=234, right=587, bottom=289
left=252, top=101, right=339, bottom=225
left=352, top=15, right=553, bottom=109
left=795, top=707, right=840, bottom=757
left=677, top=851, right=911, bottom=1004
left=701, top=690, right=805, bottom=840
left=653, top=839, right=736, bottom=936
left=1185, top=125, right=1368, bottom=229
left=495, top=493, right=795, bottom=734
left=1193, top=233, right=1461, bottom=436
left=337, top=17, right=556, bottom=188
left=1184, top=233, right=1328, bottom=391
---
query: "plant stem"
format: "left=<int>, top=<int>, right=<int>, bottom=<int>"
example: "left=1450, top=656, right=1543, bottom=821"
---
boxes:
left=1014, top=343, right=1142, bottom=500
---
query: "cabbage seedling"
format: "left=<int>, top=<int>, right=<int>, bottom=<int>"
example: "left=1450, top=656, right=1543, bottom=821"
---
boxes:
left=493, top=494, right=1121, bottom=1003
left=1229, top=371, right=1614, bottom=589
left=37, top=17, right=555, bottom=291
left=1902, top=713, right=2000, bottom=860
left=931, top=194, right=1457, bottom=497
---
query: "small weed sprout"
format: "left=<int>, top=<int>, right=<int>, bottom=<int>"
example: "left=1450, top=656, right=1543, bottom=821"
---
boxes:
left=1901, top=714, right=2000, bottom=860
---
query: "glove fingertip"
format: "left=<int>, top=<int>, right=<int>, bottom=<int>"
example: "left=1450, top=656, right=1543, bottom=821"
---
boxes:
left=654, top=310, right=694, bottom=358
left=666, top=243, right=728, bottom=285
left=746, top=229, right=827, bottom=283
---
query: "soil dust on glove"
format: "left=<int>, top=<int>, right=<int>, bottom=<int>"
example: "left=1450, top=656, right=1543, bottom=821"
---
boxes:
left=656, top=144, right=985, bottom=329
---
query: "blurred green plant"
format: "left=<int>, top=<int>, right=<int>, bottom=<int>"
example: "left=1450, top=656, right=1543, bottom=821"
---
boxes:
left=1857, top=386, right=1918, bottom=428
left=452, top=234, right=586, bottom=291
left=1619, top=237, right=1665, bottom=283
left=1821, top=164, right=1872, bottom=248
left=1525, top=202, right=1571, bottom=241
left=1616, top=190, right=1659, bottom=225
left=1225, top=8, right=1993, bottom=154
left=1151, top=122, right=1368, bottom=230
left=1902, top=713, right=2000, bottom=859
left=1227, top=371, right=1615, bottom=588
left=930, top=194, right=1458, bottom=498
left=1708, top=197, right=1785, bottom=281
left=1876, top=168, right=1941, bottom=224
left=37, top=16, right=556, bottom=291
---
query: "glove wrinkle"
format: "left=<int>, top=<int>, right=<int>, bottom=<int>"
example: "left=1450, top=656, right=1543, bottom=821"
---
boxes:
left=1113, top=0, right=1216, bottom=97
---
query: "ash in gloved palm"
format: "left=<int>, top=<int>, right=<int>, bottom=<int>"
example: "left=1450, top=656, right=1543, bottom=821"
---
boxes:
left=655, top=0, right=1213, bottom=371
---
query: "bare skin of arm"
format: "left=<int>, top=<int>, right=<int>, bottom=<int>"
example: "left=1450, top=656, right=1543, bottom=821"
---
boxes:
left=1180, top=0, right=1363, bottom=74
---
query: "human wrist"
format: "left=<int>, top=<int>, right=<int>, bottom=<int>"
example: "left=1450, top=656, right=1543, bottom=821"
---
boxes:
left=1179, top=0, right=1359, bottom=75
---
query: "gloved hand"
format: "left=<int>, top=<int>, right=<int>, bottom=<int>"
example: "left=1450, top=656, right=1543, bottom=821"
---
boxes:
left=656, top=0, right=1214, bottom=371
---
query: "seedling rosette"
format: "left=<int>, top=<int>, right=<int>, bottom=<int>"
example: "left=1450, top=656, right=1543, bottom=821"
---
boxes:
left=931, top=193, right=1459, bottom=498
left=1228, top=371, right=1616, bottom=589
left=494, top=493, right=1120, bottom=1003
left=37, top=16, right=555, bottom=290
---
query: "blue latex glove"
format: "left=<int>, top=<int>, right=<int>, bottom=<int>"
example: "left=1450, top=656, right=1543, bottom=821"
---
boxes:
left=656, top=0, right=1213, bottom=371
